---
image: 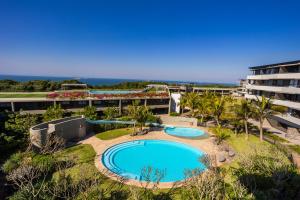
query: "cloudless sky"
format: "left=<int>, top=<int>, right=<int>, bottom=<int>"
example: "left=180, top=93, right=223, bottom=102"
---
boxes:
left=0, top=0, right=300, bottom=83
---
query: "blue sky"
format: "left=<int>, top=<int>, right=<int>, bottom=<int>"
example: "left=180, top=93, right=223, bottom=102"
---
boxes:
left=0, top=0, right=300, bottom=83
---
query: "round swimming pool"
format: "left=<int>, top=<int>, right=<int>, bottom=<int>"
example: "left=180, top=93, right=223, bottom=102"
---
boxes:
left=164, top=127, right=207, bottom=138
left=102, top=140, right=206, bottom=182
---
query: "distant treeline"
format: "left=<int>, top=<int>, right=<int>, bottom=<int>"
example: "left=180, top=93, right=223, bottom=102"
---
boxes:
left=0, top=79, right=237, bottom=92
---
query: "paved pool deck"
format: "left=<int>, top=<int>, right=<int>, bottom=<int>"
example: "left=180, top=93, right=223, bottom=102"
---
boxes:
left=80, top=126, right=219, bottom=188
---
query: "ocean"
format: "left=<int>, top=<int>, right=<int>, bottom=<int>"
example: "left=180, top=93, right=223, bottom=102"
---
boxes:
left=0, top=74, right=236, bottom=86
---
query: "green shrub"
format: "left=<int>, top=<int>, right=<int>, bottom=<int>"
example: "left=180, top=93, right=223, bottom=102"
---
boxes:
left=32, top=154, right=56, bottom=172
left=170, top=112, right=180, bottom=116
left=210, top=126, right=232, bottom=144
left=2, top=152, right=25, bottom=173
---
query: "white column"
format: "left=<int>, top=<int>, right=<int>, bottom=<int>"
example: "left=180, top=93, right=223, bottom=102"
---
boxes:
left=11, top=102, right=15, bottom=112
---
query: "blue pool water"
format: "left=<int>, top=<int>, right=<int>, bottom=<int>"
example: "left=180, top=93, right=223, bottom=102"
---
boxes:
left=164, top=127, right=206, bottom=138
left=102, top=140, right=206, bottom=182
left=89, top=90, right=140, bottom=94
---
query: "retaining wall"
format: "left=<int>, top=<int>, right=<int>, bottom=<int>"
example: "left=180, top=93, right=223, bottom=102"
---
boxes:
left=30, top=116, right=86, bottom=148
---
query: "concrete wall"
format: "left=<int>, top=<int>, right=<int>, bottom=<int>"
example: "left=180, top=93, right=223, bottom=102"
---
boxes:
left=160, top=115, right=198, bottom=127
left=30, top=116, right=86, bottom=148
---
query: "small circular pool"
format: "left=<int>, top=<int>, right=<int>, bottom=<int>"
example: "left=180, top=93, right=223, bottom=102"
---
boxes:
left=164, top=127, right=207, bottom=138
left=102, top=140, right=206, bottom=182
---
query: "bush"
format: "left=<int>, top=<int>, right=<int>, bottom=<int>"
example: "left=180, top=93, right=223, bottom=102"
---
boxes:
left=170, top=112, right=180, bottom=116
left=211, top=126, right=231, bottom=145
left=2, top=152, right=25, bottom=173
left=231, top=145, right=300, bottom=199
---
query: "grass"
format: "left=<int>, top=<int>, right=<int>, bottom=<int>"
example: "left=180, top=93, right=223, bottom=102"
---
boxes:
left=226, top=133, right=269, bottom=154
left=265, top=132, right=290, bottom=143
left=95, top=128, right=134, bottom=140
left=288, top=145, right=300, bottom=154
left=0, top=93, right=47, bottom=98
left=55, top=144, right=96, bottom=164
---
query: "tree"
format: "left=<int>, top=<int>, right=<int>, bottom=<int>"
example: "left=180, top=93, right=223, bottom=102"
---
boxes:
left=210, top=96, right=227, bottom=126
left=5, top=112, right=38, bottom=135
left=78, top=106, right=97, bottom=120
left=234, top=99, right=254, bottom=139
left=179, top=94, right=188, bottom=114
left=253, top=96, right=273, bottom=141
left=186, top=92, right=200, bottom=117
left=43, top=104, right=64, bottom=122
left=195, top=92, right=211, bottom=123
left=213, top=125, right=231, bottom=145
left=128, top=100, right=152, bottom=131
left=103, top=107, right=119, bottom=120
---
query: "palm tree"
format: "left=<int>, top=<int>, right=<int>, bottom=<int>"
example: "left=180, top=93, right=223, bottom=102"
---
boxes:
left=128, top=100, right=152, bottom=131
left=195, top=93, right=210, bottom=123
left=234, top=99, right=254, bottom=139
left=186, top=92, right=200, bottom=117
left=253, top=96, right=273, bottom=141
left=179, top=94, right=188, bottom=114
left=210, top=95, right=227, bottom=126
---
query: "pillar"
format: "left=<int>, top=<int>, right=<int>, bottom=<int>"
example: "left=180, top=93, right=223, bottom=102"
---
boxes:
left=11, top=102, right=15, bottom=112
left=119, top=99, right=122, bottom=115
left=89, top=99, right=92, bottom=107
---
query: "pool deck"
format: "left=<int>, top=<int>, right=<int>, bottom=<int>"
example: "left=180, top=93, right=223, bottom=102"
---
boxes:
left=80, top=127, right=219, bottom=188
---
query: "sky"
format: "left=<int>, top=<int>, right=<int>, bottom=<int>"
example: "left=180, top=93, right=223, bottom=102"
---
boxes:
left=0, top=0, right=300, bottom=83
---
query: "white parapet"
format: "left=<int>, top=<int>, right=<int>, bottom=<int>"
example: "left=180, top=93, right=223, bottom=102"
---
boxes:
left=246, top=84, right=300, bottom=94
left=247, top=73, right=300, bottom=80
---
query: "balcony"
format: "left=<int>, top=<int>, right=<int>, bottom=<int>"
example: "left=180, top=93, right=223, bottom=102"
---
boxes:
left=247, top=73, right=300, bottom=80
left=245, top=94, right=300, bottom=110
left=246, top=84, right=300, bottom=94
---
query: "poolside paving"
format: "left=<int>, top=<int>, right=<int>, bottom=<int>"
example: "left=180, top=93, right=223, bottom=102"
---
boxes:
left=80, top=127, right=219, bottom=188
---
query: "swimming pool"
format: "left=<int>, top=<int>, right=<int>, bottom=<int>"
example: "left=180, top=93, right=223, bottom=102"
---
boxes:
left=164, top=127, right=207, bottom=138
left=89, top=90, right=140, bottom=95
left=102, top=140, right=206, bottom=182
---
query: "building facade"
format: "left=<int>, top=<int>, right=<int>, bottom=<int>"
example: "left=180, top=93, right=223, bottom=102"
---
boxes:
left=246, top=60, right=300, bottom=131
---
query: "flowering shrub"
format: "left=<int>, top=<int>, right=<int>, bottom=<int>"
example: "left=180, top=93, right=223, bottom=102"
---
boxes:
left=92, top=92, right=169, bottom=100
left=47, top=92, right=88, bottom=99
left=47, top=91, right=169, bottom=100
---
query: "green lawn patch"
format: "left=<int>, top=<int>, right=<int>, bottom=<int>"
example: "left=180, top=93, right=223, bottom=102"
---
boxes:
left=96, top=128, right=134, bottom=140
left=265, top=132, right=290, bottom=143
left=54, top=144, right=96, bottom=164
left=226, top=134, right=268, bottom=154
left=0, top=93, right=47, bottom=98
left=288, top=145, right=300, bottom=154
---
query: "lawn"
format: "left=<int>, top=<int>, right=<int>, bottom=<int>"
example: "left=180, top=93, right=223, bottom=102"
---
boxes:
left=0, top=93, right=47, bottom=98
left=95, top=128, right=134, bottom=140
left=226, top=133, right=269, bottom=154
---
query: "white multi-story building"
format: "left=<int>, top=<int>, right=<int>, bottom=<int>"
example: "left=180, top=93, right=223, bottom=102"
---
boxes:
left=246, top=60, right=300, bottom=131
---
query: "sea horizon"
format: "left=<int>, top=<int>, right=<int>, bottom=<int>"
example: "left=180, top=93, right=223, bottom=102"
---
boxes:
left=0, top=74, right=237, bottom=87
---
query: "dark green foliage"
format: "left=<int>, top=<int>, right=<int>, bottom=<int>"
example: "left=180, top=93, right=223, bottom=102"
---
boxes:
left=1, top=112, right=39, bottom=161
left=231, top=145, right=300, bottom=200
left=0, top=79, right=84, bottom=92
left=0, top=79, right=236, bottom=92
left=43, top=104, right=64, bottom=122
left=77, top=106, right=98, bottom=120
left=2, top=153, right=24, bottom=173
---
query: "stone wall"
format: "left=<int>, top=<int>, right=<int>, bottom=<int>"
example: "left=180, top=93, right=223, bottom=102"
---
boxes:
left=30, top=116, right=86, bottom=148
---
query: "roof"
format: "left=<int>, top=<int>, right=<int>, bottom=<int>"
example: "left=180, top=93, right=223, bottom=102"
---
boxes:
left=249, top=60, right=300, bottom=70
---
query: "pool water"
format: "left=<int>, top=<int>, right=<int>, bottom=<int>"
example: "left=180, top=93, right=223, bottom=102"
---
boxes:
left=89, top=90, right=139, bottom=94
left=102, top=140, right=206, bottom=182
left=164, top=127, right=207, bottom=138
